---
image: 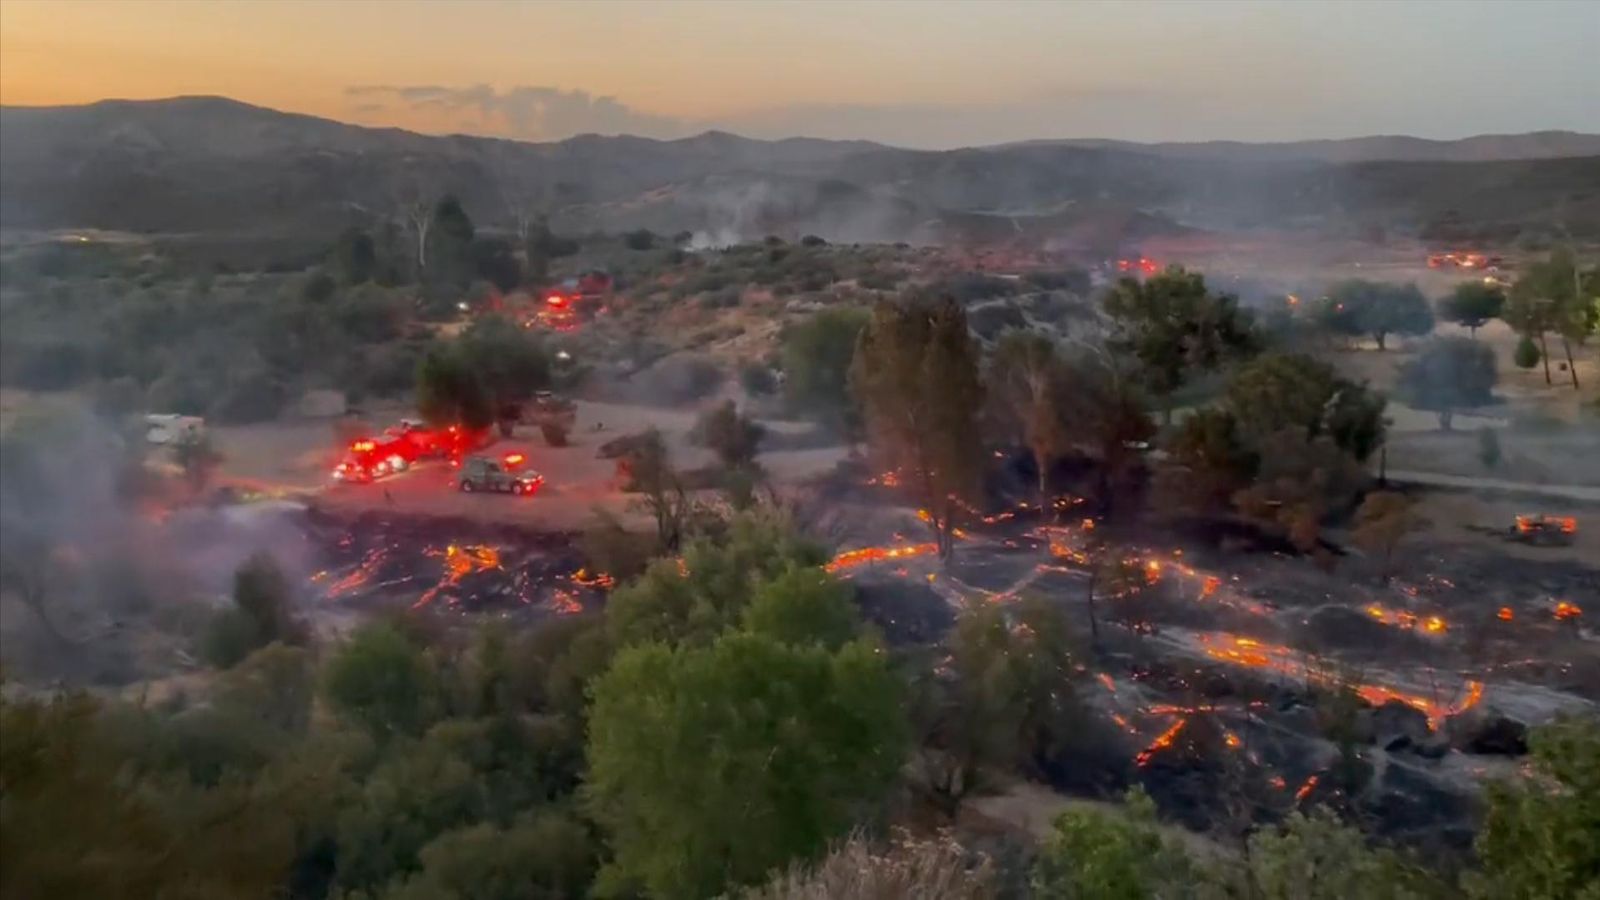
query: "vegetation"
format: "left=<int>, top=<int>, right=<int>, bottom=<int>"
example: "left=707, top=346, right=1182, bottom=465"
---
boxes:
left=1321, top=280, right=1435, bottom=350
left=1102, top=267, right=1258, bottom=421
left=987, top=331, right=1071, bottom=505
left=1351, top=491, right=1421, bottom=581
left=1398, top=336, right=1497, bottom=430
left=781, top=307, right=871, bottom=435
left=1438, top=281, right=1506, bottom=337
left=850, top=298, right=984, bottom=558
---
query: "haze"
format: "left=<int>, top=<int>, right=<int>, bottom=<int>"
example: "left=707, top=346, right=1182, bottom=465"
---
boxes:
left=3, top=0, right=1597, bottom=148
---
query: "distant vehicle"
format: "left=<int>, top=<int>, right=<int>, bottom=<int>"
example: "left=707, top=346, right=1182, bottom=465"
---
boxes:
left=332, top=435, right=413, bottom=482
left=145, top=414, right=206, bottom=445
left=1508, top=514, right=1577, bottom=546
left=457, top=454, right=544, bottom=495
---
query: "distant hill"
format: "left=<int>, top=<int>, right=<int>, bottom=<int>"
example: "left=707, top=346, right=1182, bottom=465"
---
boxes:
left=1008, top=131, right=1600, bottom=163
left=3, top=96, right=1597, bottom=245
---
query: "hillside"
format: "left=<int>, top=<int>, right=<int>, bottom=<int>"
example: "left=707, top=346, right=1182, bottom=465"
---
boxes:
left=3, top=96, right=1597, bottom=244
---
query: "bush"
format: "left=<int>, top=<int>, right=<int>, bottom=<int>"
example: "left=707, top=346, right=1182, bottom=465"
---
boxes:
left=1513, top=334, right=1541, bottom=369
left=740, top=363, right=777, bottom=396
left=623, top=229, right=657, bottom=251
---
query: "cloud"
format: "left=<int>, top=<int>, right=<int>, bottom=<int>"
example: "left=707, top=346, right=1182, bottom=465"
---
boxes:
left=344, top=84, right=687, bottom=141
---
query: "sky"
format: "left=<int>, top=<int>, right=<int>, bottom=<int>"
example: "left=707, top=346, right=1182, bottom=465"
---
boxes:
left=2, top=0, right=1597, bottom=148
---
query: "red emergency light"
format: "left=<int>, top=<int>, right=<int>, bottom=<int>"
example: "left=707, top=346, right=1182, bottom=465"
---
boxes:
left=504, top=452, right=525, bottom=466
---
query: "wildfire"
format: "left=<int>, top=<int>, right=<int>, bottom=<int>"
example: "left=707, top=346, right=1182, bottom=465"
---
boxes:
left=866, top=470, right=902, bottom=488
left=571, top=568, right=616, bottom=589
left=1499, top=606, right=1515, bottom=621
left=1293, top=774, right=1319, bottom=803
left=1224, top=731, right=1242, bottom=749
left=824, top=543, right=939, bottom=573
left=1197, top=633, right=1483, bottom=729
left=414, top=543, right=502, bottom=608
left=1364, top=603, right=1447, bottom=634
left=1201, top=576, right=1222, bottom=598
left=1135, top=718, right=1188, bottom=767
left=1554, top=601, right=1582, bottom=621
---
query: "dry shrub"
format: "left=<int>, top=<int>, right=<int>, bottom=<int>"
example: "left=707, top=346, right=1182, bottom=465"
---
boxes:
left=742, top=829, right=998, bottom=900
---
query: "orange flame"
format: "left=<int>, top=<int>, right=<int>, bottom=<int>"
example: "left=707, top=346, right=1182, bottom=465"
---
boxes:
left=1135, top=718, right=1188, bottom=767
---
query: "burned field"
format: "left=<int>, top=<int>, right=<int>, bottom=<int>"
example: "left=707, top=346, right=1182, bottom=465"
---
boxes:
left=297, top=508, right=609, bottom=622
left=816, top=472, right=1597, bottom=852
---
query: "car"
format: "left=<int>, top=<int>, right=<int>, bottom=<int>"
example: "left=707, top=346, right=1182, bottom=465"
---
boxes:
left=457, top=454, right=545, bottom=496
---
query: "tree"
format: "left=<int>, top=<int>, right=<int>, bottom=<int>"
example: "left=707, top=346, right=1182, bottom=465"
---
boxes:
left=416, top=344, right=494, bottom=431
left=1058, top=352, right=1155, bottom=519
left=1352, top=491, right=1421, bottom=582
left=471, top=237, right=522, bottom=293
left=1233, top=430, right=1368, bottom=554
left=332, top=228, right=378, bottom=285
left=381, top=814, right=596, bottom=900
left=322, top=622, right=439, bottom=740
left=1224, top=353, right=1386, bottom=462
left=1101, top=266, right=1258, bottom=420
left=1239, top=809, right=1445, bottom=900
left=1472, top=715, right=1600, bottom=900
left=739, top=567, right=861, bottom=651
left=585, top=632, right=907, bottom=899
left=395, top=182, right=437, bottom=282
left=1156, top=408, right=1257, bottom=515
left=987, top=330, right=1071, bottom=506
left=1511, top=249, right=1595, bottom=390
left=202, top=553, right=310, bottom=668
left=694, top=399, right=766, bottom=470
left=850, top=298, right=984, bottom=559
left=619, top=428, right=692, bottom=552
left=1326, top=280, right=1435, bottom=350
left=426, top=195, right=477, bottom=288
left=1398, top=337, right=1497, bottom=430
left=782, top=308, right=870, bottom=435
left=1031, top=787, right=1198, bottom=900
left=746, top=830, right=999, bottom=900
left=456, top=316, right=551, bottom=434
left=1438, top=281, right=1506, bottom=337
left=913, top=600, right=1084, bottom=816
left=1513, top=334, right=1542, bottom=371
left=623, top=229, right=657, bottom=251
left=605, top=512, right=827, bottom=649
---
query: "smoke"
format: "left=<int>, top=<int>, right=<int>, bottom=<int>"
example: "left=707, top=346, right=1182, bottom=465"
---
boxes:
left=0, top=407, right=313, bottom=682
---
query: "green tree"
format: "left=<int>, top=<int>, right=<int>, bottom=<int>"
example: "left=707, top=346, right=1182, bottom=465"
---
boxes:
left=605, top=512, right=827, bottom=649
left=471, top=237, right=522, bottom=293
left=739, top=567, right=860, bottom=651
left=1239, top=809, right=1445, bottom=900
left=380, top=814, right=596, bottom=900
left=987, top=330, right=1071, bottom=507
left=694, top=399, right=766, bottom=469
left=913, top=600, right=1083, bottom=817
left=426, top=195, right=477, bottom=288
left=1326, top=280, right=1435, bottom=350
left=1101, top=267, right=1258, bottom=421
left=1472, top=715, right=1600, bottom=900
left=1477, top=426, right=1503, bottom=470
left=1059, top=352, right=1155, bottom=518
left=323, top=622, right=439, bottom=740
left=201, top=553, right=310, bottom=669
left=1155, top=407, right=1258, bottom=515
left=456, top=315, right=551, bottom=434
left=1511, top=249, right=1589, bottom=390
left=1513, top=334, right=1542, bottom=371
left=1438, top=281, right=1506, bottom=337
left=781, top=307, right=870, bottom=435
left=585, top=631, right=907, bottom=899
left=1031, top=787, right=1198, bottom=900
left=850, top=298, right=984, bottom=559
left=1224, top=352, right=1387, bottom=462
left=619, top=428, right=692, bottom=552
left=332, top=228, right=378, bottom=285
left=1398, top=336, right=1497, bottom=430
left=1232, top=430, right=1368, bottom=554
left=213, top=642, right=316, bottom=735
left=415, top=344, right=494, bottom=431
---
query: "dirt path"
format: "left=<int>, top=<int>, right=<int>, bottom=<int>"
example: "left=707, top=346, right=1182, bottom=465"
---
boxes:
left=1384, top=469, right=1600, bottom=504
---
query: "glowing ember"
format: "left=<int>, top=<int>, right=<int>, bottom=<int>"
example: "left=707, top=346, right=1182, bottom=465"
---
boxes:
left=1294, top=774, right=1319, bottom=802
left=1554, top=601, right=1582, bottom=621
left=1200, top=576, right=1221, bottom=598
left=1364, top=603, right=1447, bottom=634
left=1498, top=606, right=1515, bottom=621
left=571, top=568, right=616, bottom=589
left=824, top=542, right=939, bottom=573
left=1135, top=718, right=1188, bottom=767
left=1224, top=731, right=1242, bottom=749
left=414, top=543, right=502, bottom=608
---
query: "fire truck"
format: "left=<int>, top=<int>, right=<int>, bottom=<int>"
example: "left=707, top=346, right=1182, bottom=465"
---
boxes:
left=331, top=421, right=490, bottom=482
